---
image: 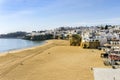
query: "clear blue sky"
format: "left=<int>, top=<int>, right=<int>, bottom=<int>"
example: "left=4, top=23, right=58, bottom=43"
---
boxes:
left=0, top=0, right=120, bottom=33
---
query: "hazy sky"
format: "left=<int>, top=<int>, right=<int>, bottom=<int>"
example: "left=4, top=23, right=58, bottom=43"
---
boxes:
left=0, top=0, right=120, bottom=33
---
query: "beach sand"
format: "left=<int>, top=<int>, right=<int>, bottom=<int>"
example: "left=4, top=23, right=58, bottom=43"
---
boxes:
left=0, top=40, right=109, bottom=80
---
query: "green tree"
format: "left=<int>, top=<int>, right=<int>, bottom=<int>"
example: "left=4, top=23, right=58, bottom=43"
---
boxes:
left=70, top=34, right=82, bottom=46
left=105, top=25, right=108, bottom=29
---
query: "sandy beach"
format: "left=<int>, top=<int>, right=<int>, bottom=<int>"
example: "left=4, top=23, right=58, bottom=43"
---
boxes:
left=0, top=40, right=109, bottom=80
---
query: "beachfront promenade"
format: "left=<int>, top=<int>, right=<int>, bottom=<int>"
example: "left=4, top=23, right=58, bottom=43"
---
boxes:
left=0, top=40, right=108, bottom=80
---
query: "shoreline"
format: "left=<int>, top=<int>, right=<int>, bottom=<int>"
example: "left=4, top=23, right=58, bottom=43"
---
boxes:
left=0, top=40, right=50, bottom=57
left=0, top=38, right=46, bottom=54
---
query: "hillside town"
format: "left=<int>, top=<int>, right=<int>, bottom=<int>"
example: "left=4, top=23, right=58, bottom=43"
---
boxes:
left=1, top=25, right=120, bottom=50
left=24, top=25, right=120, bottom=68
left=24, top=25, right=120, bottom=48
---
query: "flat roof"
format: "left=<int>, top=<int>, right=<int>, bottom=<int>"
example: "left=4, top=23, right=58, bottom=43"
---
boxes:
left=93, top=68, right=120, bottom=80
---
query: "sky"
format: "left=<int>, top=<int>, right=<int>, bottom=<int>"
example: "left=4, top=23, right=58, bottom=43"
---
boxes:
left=0, top=0, right=120, bottom=34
